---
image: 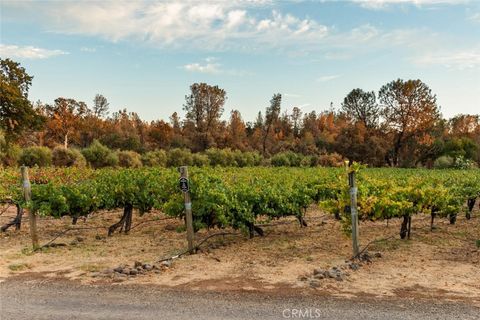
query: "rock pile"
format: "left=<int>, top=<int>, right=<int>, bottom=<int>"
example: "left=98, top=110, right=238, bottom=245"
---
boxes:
left=91, top=260, right=173, bottom=282
left=299, top=251, right=382, bottom=288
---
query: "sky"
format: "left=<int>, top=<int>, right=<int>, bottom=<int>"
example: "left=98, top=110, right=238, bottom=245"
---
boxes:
left=1, top=0, right=479, bottom=122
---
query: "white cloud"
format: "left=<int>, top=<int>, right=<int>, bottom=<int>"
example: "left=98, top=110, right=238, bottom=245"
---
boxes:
left=182, top=57, right=251, bottom=76
left=284, top=93, right=301, bottom=98
left=80, top=47, right=96, bottom=52
left=415, top=49, right=480, bottom=70
left=183, top=58, right=222, bottom=74
left=467, top=12, right=480, bottom=23
left=295, top=103, right=311, bottom=109
left=351, top=0, right=469, bottom=10
left=0, top=44, right=68, bottom=59
left=317, top=74, right=341, bottom=82
left=3, top=1, right=328, bottom=51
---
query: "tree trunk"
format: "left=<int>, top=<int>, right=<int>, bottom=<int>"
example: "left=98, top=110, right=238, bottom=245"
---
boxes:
left=430, top=206, right=438, bottom=231
left=400, top=214, right=409, bottom=239
left=1, top=204, right=23, bottom=232
left=108, top=204, right=133, bottom=236
left=466, top=198, right=476, bottom=220
left=449, top=213, right=457, bottom=225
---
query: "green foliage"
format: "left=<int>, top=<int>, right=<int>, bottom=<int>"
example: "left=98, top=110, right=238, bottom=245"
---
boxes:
left=81, top=140, right=118, bottom=168
left=233, top=150, right=262, bottom=167
left=270, top=151, right=304, bottom=167
left=443, top=138, right=477, bottom=161
left=18, top=146, right=52, bottom=167
left=0, top=167, right=478, bottom=239
left=453, top=155, right=477, bottom=170
left=141, top=150, right=167, bottom=167
left=0, top=132, right=21, bottom=166
left=167, top=148, right=193, bottom=167
left=0, top=58, right=44, bottom=142
left=52, top=146, right=86, bottom=167
left=205, top=148, right=236, bottom=166
left=192, top=153, right=210, bottom=167
left=117, top=150, right=142, bottom=168
left=434, top=155, right=454, bottom=169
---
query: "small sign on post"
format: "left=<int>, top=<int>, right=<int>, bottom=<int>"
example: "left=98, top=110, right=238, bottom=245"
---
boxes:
left=179, top=166, right=194, bottom=253
left=179, top=177, right=189, bottom=193
left=348, top=170, right=360, bottom=257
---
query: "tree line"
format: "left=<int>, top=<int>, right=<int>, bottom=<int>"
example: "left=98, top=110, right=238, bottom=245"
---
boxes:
left=1, top=58, right=479, bottom=168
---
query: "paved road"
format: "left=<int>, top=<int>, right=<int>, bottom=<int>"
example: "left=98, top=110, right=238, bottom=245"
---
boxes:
left=0, top=279, right=478, bottom=320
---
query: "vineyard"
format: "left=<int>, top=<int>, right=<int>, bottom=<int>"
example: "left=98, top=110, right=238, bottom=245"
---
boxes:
left=1, top=166, right=479, bottom=244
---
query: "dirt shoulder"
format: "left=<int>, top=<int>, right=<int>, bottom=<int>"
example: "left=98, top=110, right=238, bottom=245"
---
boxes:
left=1, top=205, right=479, bottom=306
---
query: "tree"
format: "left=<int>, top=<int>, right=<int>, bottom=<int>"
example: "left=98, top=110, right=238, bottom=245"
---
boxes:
left=45, top=98, right=89, bottom=148
left=262, top=93, right=281, bottom=155
left=449, top=114, right=479, bottom=138
left=148, top=120, right=173, bottom=149
left=93, top=94, right=109, bottom=118
left=226, top=109, right=247, bottom=150
left=183, top=83, right=226, bottom=151
left=291, top=107, right=302, bottom=138
left=341, top=88, right=379, bottom=129
left=0, top=58, right=43, bottom=143
left=379, top=79, right=440, bottom=166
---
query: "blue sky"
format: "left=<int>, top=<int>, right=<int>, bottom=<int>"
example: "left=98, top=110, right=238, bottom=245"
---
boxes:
left=1, top=0, right=479, bottom=122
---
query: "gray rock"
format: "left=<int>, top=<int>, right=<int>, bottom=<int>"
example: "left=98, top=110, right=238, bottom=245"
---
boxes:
left=309, top=280, right=321, bottom=288
left=348, top=262, right=359, bottom=271
left=134, top=261, right=143, bottom=268
left=102, top=269, right=114, bottom=275
left=313, top=268, right=324, bottom=275
left=113, top=273, right=127, bottom=282
left=129, top=269, right=138, bottom=276
left=161, top=260, right=172, bottom=268
left=143, top=264, right=153, bottom=271
left=325, top=270, right=336, bottom=279
left=313, top=273, right=325, bottom=280
left=113, top=266, right=124, bottom=273
left=114, top=272, right=127, bottom=278
left=121, top=268, right=131, bottom=275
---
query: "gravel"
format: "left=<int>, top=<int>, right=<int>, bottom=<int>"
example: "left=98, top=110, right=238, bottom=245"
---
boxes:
left=1, top=278, right=478, bottom=320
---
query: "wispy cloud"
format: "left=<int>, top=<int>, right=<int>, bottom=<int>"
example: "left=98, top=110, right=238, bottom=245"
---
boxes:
left=284, top=93, right=301, bottom=98
left=0, top=44, right=68, bottom=59
left=182, top=57, right=250, bottom=76
left=6, top=1, right=328, bottom=51
left=317, top=74, right=341, bottom=82
left=80, top=47, right=96, bottom=53
left=295, top=103, right=311, bottom=109
left=183, top=57, right=222, bottom=74
left=351, top=0, right=469, bottom=10
left=467, top=12, right=480, bottom=23
left=415, top=48, right=480, bottom=70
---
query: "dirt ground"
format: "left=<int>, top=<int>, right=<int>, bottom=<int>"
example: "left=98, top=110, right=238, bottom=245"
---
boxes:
left=1, top=204, right=479, bottom=305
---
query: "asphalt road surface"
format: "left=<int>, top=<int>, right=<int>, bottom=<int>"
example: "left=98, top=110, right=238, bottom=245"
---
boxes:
left=1, top=279, right=478, bottom=320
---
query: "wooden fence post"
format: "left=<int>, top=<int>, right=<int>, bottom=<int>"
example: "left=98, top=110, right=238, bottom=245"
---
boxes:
left=179, top=166, right=194, bottom=253
left=348, top=171, right=360, bottom=257
left=21, top=166, right=39, bottom=250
